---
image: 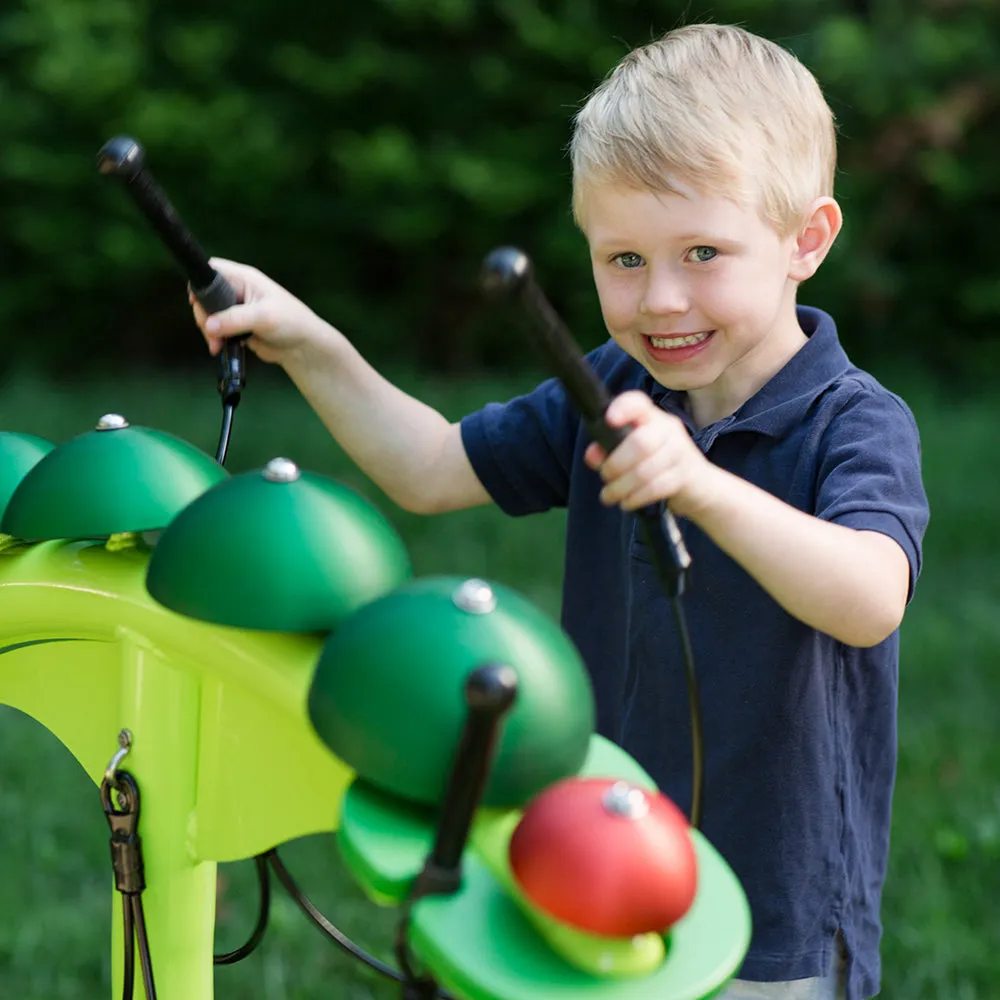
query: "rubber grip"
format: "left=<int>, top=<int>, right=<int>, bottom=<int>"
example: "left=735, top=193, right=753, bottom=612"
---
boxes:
left=193, top=271, right=240, bottom=315
left=584, top=416, right=691, bottom=596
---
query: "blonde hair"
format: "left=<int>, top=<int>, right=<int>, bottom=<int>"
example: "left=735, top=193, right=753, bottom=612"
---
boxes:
left=570, top=24, right=837, bottom=236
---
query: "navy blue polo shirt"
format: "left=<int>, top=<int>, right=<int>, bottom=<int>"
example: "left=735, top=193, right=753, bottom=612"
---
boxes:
left=460, top=306, right=929, bottom=1000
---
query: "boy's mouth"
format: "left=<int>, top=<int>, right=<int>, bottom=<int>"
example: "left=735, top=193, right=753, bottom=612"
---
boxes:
left=646, top=331, right=713, bottom=349
left=640, top=331, right=715, bottom=366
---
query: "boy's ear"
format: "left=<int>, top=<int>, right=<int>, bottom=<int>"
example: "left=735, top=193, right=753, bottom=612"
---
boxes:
left=788, top=197, right=842, bottom=282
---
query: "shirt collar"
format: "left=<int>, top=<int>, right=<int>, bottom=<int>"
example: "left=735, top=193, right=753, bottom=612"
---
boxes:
left=646, top=306, right=853, bottom=439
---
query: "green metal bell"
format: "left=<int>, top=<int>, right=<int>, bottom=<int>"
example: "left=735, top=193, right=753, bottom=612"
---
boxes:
left=308, top=576, right=596, bottom=809
left=0, top=432, right=55, bottom=522
left=145, top=457, right=411, bottom=632
left=0, top=415, right=226, bottom=541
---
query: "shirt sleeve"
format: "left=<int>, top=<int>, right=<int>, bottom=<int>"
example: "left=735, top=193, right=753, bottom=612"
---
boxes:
left=814, top=381, right=930, bottom=600
left=460, top=342, right=622, bottom=516
left=460, top=374, right=579, bottom=516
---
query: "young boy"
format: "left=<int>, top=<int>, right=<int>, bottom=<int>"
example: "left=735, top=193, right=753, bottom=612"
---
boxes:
left=190, top=24, right=928, bottom=1000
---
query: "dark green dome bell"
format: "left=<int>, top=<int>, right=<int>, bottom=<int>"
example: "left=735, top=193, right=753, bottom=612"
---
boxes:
left=0, top=432, right=55, bottom=523
left=308, top=576, right=595, bottom=808
left=145, top=458, right=411, bottom=632
left=1, top=415, right=226, bottom=541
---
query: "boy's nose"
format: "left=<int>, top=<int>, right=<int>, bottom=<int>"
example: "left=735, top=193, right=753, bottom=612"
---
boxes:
left=639, top=272, right=689, bottom=316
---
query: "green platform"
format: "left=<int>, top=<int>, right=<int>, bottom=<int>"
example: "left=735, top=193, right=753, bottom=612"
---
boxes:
left=337, top=734, right=751, bottom=1000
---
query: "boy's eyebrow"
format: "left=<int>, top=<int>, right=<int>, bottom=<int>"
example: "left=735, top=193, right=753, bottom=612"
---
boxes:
left=591, top=233, right=747, bottom=248
left=673, top=233, right=745, bottom=246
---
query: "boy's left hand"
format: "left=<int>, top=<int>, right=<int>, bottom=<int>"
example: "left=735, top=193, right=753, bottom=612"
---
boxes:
left=584, top=391, right=716, bottom=517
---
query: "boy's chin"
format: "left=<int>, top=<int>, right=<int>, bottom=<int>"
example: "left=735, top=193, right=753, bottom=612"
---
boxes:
left=645, top=368, right=712, bottom=392
left=627, top=351, right=715, bottom=393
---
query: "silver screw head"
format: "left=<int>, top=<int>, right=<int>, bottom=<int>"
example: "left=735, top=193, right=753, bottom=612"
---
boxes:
left=262, top=457, right=301, bottom=483
left=601, top=781, right=650, bottom=820
left=452, top=578, right=497, bottom=615
left=96, top=413, right=129, bottom=431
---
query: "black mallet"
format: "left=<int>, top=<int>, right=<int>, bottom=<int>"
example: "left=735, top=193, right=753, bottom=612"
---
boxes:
left=481, top=246, right=703, bottom=827
left=97, top=137, right=248, bottom=460
left=480, top=246, right=692, bottom=597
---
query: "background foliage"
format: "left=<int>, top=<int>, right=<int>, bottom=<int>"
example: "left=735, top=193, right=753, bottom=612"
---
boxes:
left=2, top=2, right=999, bottom=996
left=2, top=0, right=999, bottom=378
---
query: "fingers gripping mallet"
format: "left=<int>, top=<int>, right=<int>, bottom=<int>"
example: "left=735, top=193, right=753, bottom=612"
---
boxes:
left=96, top=136, right=248, bottom=410
left=480, top=247, right=692, bottom=597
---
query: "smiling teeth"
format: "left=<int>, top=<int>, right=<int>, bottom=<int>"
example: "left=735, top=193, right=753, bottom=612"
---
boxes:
left=649, top=331, right=712, bottom=348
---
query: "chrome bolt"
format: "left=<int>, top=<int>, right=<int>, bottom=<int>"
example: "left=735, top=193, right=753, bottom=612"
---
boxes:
left=601, top=781, right=650, bottom=820
left=96, top=413, right=129, bottom=431
left=452, top=578, right=497, bottom=615
left=262, top=457, right=301, bottom=483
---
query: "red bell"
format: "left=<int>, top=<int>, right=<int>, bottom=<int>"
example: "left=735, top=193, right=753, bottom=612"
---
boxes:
left=508, top=777, right=698, bottom=937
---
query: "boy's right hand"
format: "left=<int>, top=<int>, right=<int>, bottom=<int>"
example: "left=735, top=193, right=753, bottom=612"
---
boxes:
left=188, top=256, right=490, bottom=515
left=188, top=257, right=332, bottom=366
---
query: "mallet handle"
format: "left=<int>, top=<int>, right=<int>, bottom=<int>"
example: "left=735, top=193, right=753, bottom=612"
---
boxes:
left=97, top=136, right=247, bottom=405
left=481, top=247, right=691, bottom=596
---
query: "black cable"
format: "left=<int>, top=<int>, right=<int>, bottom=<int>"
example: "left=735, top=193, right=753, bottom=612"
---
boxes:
left=268, top=848, right=457, bottom=998
left=672, top=596, right=703, bottom=829
left=394, top=904, right=443, bottom=1000
left=267, top=849, right=406, bottom=983
left=394, top=905, right=420, bottom=986
left=215, top=400, right=236, bottom=465
left=206, top=846, right=455, bottom=997
left=133, top=897, right=158, bottom=1000
left=214, top=853, right=273, bottom=965
left=394, top=908, right=414, bottom=980
left=121, top=895, right=135, bottom=1000
left=103, top=771, right=156, bottom=1000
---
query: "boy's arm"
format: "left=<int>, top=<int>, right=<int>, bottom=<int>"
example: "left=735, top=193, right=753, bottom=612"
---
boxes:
left=683, top=470, right=910, bottom=648
left=282, top=331, right=491, bottom=514
left=190, top=258, right=490, bottom=514
left=589, top=390, right=921, bottom=649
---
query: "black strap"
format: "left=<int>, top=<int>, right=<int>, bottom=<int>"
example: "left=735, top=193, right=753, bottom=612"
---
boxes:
left=101, top=770, right=157, bottom=1000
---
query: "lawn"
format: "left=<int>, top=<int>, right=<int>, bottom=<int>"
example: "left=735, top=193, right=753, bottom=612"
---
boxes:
left=0, top=363, right=997, bottom=998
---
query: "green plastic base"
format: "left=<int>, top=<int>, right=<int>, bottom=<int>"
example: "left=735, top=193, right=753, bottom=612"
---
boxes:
left=410, top=839, right=747, bottom=1000
left=337, top=734, right=751, bottom=1000
left=338, top=782, right=436, bottom=905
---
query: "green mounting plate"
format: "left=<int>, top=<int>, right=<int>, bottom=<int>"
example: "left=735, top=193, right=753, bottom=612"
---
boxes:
left=409, top=834, right=748, bottom=1000
left=338, top=781, right=436, bottom=906
left=336, top=734, right=751, bottom=998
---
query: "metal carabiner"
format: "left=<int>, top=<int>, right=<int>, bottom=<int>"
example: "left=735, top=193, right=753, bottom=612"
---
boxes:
left=101, top=769, right=145, bottom=895
left=103, top=728, right=133, bottom=787
left=100, top=729, right=145, bottom=896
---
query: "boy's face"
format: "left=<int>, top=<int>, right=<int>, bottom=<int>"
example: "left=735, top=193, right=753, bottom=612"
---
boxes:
left=581, top=180, right=812, bottom=424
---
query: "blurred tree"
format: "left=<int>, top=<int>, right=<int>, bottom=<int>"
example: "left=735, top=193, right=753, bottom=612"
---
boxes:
left=0, top=0, right=997, bottom=378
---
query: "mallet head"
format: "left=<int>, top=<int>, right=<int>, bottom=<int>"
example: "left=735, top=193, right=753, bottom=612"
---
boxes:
left=97, top=136, right=146, bottom=181
left=480, top=246, right=531, bottom=297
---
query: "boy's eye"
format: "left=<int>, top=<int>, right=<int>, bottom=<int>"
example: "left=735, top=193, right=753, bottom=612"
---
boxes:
left=612, top=252, right=645, bottom=269
left=686, top=246, right=718, bottom=263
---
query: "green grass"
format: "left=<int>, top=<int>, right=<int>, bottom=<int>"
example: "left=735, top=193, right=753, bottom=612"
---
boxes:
left=0, top=365, right=998, bottom=998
